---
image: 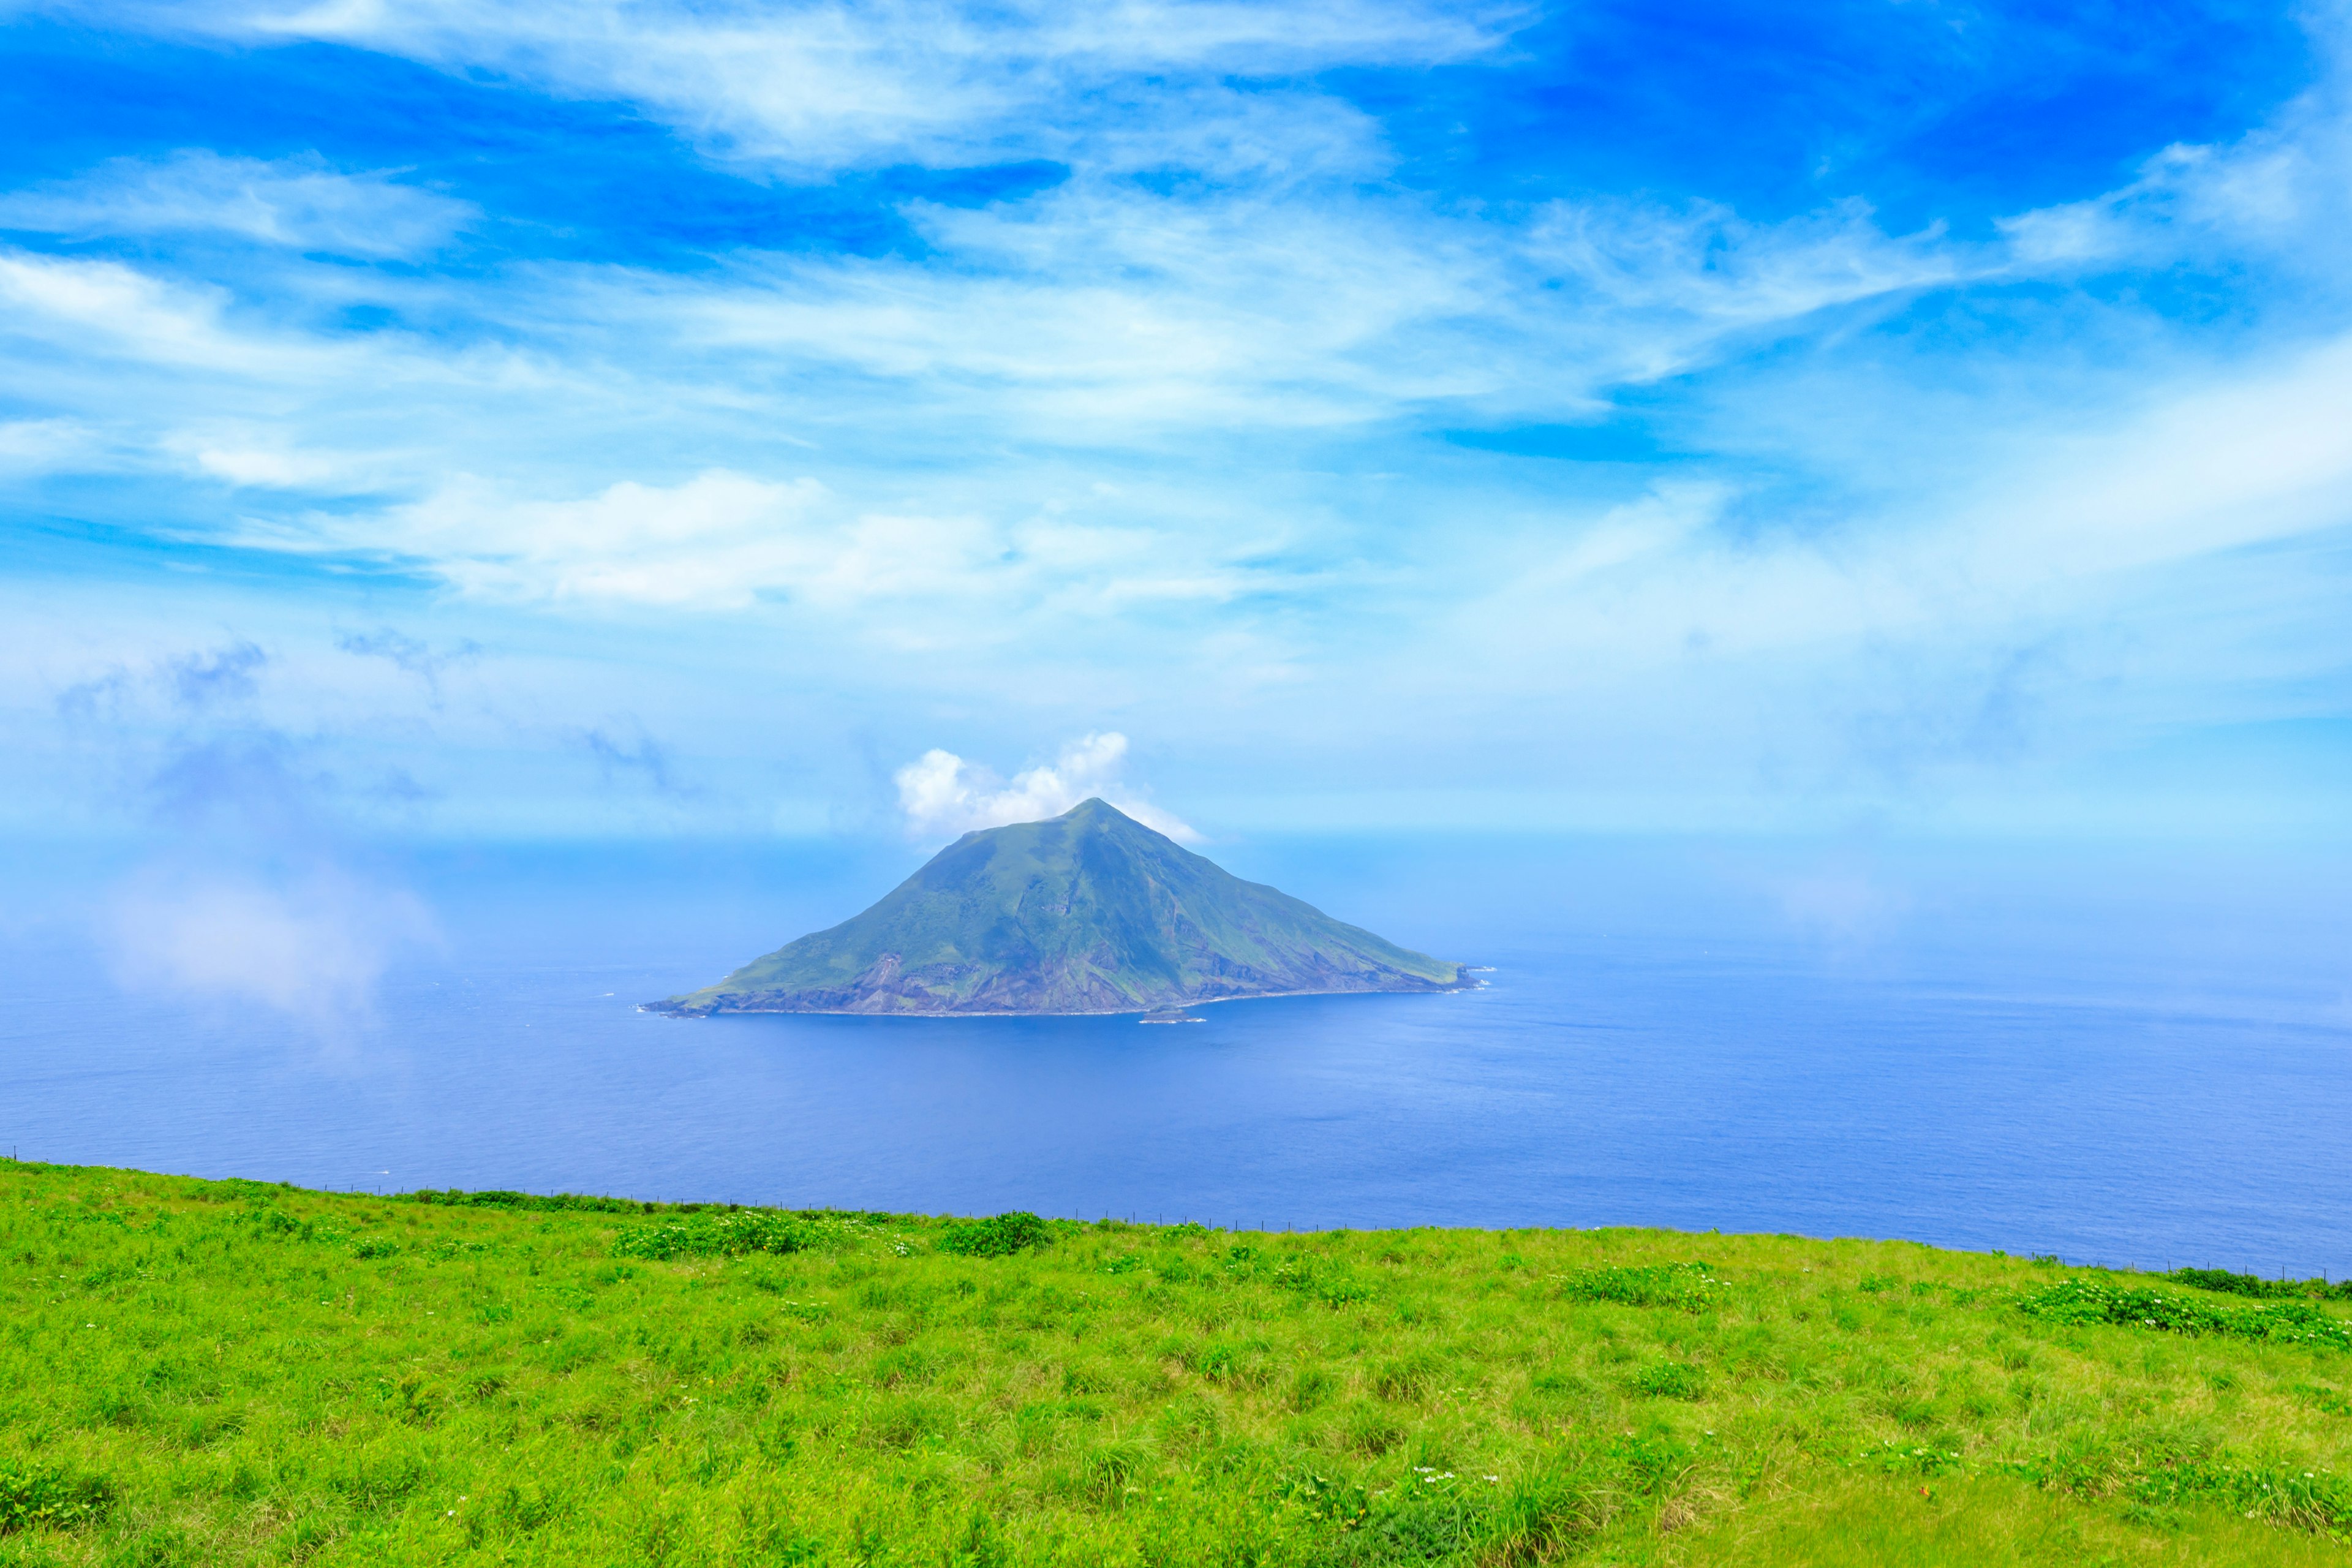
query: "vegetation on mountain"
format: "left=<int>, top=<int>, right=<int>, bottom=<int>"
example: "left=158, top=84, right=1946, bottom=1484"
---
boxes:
left=660, top=799, right=1466, bottom=1016
left=6, top=1161, right=2351, bottom=1564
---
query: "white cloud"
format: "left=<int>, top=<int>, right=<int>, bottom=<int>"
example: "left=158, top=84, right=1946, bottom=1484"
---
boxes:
left=1776, top=865, right=1910, bottom=955
left=1449, top=325, right=2352, bottom=674
left=1997, top=140, right=2315, bottom=270
left=269, top=470, right=1049, bottom=610
left=105, top=861, right=437, bottom=1037
left=0, top=249, right=350, bottom=377
left=0, top=51, right=2057, bottom=609
left=494, top=171, right=1977, bottom=469
left=895, top=731, right=1199, bottom=840
left=0, top=417, right=103, bottom=476
left=211, top=0, right=1526, bottom=171
left=225, top=465, right=1302, bottom=618
left=0, top=151, right=473, bottom=258
left=1517, top=196, right=1980, bottom=386
left=166, top=429, right=371, bottom=488
left=6, top=0, right=2352, bottom=842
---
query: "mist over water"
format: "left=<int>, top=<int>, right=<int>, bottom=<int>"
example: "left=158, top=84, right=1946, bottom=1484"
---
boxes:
left=2, top=834, right=2347, bottom=1277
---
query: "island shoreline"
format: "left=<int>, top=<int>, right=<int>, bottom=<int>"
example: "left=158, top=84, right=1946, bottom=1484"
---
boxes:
left=643, top=970, right=1487, bottom=1020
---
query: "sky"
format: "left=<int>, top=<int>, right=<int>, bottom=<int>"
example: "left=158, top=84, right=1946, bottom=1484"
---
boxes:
left=3, top=0, right=2350, bottom=853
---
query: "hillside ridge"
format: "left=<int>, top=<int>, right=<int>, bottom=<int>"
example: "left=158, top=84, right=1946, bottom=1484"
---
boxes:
left=6, top=1159, right=2349, bottom=1566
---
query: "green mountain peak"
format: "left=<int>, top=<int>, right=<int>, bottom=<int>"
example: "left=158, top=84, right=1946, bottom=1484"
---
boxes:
left=657, top=798, right=1468, bottom=1016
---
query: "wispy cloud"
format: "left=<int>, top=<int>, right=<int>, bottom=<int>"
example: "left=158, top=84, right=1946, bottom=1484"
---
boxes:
left=105, top=859, right=435, bottom=1038
left=334, top=626, right=482, bottom=698
left=0, top=248, right=358, bottom=377
left=897, top=732, right=1197, bottom=842
left=0, top=150, right=475, bottom=257
left=46, top=636, right=442, bottom=1032
left=582, top=722, right=693, bottom=797
left=58, top=638, right=270, bottom=723
left=214, top=0, right=1527, bottom=170
left=1, top=0, right=2347, bottom=837
left=166, top=640, right=268, bottom=709
left=0, top=417, right=104, bottom=476
left=324, top=470, right=837, bottom=608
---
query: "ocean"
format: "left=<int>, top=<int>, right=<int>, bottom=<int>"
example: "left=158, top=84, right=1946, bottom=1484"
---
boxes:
left=3, top=832, right=2348, bottom=1276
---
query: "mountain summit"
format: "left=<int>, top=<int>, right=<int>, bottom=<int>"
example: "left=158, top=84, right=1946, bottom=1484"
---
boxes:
left=657, top=798, right=1469, bottom=1016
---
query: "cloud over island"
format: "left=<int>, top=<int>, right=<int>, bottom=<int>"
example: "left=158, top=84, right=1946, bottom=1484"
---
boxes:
left=896, top=734, right=1198, bottom=842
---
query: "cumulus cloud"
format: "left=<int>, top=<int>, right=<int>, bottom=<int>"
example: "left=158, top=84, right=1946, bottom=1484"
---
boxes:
left=895, top=731, right=1198, bottom=841
left=0, top=150, right=475, bottom=258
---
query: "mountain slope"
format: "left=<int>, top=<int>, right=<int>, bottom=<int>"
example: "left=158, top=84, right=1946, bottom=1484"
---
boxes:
left=658, top=797, right=1468, bottom=1015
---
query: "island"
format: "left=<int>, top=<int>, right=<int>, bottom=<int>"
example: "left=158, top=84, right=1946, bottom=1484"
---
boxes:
left=652, top=797, right=1472, bottom=1016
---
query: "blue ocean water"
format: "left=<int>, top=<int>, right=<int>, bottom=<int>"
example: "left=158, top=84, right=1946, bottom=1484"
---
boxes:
left=2, top=834, right=2348, bottom=1276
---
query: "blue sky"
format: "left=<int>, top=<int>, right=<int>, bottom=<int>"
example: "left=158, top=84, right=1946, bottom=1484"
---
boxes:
left=3, top=0, right=2349, bottom=848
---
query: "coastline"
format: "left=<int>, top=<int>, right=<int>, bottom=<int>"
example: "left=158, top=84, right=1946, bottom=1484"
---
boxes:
left=643, top=967, right=1487, bottom=1020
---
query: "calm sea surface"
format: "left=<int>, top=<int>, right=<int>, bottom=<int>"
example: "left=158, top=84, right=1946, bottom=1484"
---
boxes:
left=3, top=834, right=2348, bottom=1275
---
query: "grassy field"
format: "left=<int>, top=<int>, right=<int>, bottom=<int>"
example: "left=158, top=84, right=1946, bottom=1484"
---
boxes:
left=2, top=1163, right=2348, bottom=1566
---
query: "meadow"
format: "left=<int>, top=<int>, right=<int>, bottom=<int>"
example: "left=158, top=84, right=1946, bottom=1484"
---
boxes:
left=2, top=1161, right=2348, bottom=1566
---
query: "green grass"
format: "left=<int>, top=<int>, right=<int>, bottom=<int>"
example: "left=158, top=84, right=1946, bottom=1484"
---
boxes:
left=3, top=1163, right=2349, bottom=1565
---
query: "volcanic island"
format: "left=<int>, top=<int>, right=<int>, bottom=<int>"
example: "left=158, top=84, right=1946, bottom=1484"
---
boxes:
left=654, top=797, right=1472, bottom=1017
